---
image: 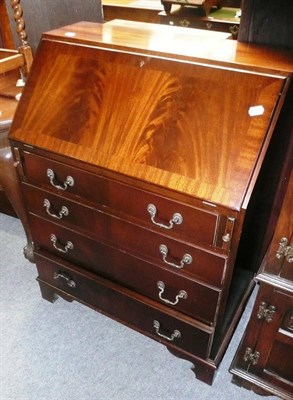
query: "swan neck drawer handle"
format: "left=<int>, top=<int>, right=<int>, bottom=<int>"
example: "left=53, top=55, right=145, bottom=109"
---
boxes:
left=44, top=199, right=69, bottom=219
left=47, top=168, right=74, bottom=191
left=50, top=234, right=74, bottom=253
left=153, top=320, right=181, bottom=342
left=147, top=203, right=183, bottom=230
left=54, top=271, right=76, bottom=288
left=159, top=244, right=192, bottom=269
left=157, top=281, right=187, bottom=305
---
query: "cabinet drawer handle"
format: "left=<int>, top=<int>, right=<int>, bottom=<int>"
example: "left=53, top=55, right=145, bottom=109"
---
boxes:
left=257, top=302, right=276, bottom=323
left=50, top=234, right=74, bottom=253
left=159, top=244, right=192, bottom=269
left=153, top=320, right=181, bottom=342
left=44, top=199, right=69, bottom=219
left=54, top=271, right=76, bottom=288
left=47, top=168, right=74, bottom=191
left=243, top=347, right=260, bottom=366
left=147, top=203, right=183, bottom=230
left=157, top=281, right=187, bottom=305
left=276, top=237, right=293, bottom=263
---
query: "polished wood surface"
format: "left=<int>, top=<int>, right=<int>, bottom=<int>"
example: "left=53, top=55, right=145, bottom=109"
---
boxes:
left=23, top=183, right=227, bottom=288
left=0, top=70, right=22, bottom=130
left=0, top=0, right=14, bottom=48
left=8, top=20, right=293, bottom=386
left=21, top=152, right=227, bottom=252
left=29, top=213, right=221, bottom=324
left=0, top=49, right=24, bottom=74
left=39, top=20, right=293, bottom=72
left=161, top=0, right=222, bottom=16
left=230, top=131, right=293, bottom=398
left=35, top=252, right=214, bottom=360
left=104, top=0, right=162, bottom=10
left=102, top=0, right=240, bottom=25
left=103, top=0, right=163, bottom=23
left=258, top=166, right=293, bottom=287
left=0, top=0, right=102, bottom=230
left=9, top=21, right=293, bottom=211
left=230, top=284, right=293, bottom=399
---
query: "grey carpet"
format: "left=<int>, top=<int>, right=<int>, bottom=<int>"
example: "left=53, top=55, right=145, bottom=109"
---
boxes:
left=0, top=213, right=278, bottom=400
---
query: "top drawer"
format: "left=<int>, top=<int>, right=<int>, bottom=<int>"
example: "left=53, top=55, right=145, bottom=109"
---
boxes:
left=20, top=151, right=232, bottom=250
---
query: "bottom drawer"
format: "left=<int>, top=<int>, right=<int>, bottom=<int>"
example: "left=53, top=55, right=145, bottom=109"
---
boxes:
left=34, top=252, right=213, bottom=359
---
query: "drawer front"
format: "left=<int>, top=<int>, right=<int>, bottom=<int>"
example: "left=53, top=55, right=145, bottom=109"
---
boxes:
left=34, top=252, right=213, bottom=359
left=29, top=215, right=220, bottom=324
left=27, top=202, right=226, bottom=289
left=21, top=151, right=227, bottom=250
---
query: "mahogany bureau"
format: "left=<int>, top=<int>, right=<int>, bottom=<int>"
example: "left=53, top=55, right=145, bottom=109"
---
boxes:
left=8, top=20, right=293, bottom=385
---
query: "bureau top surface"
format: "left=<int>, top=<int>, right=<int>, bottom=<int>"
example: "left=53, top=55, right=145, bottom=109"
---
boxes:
left=9, top=20, right=293, bottom=210
left=42, top=20, right=293, bottom=73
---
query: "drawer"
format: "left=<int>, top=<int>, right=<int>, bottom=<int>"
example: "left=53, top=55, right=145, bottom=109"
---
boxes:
left=29, top=215, right=221, bottom=324
left=28, top=207, right=227, bottom=289
left=34, top=251, right=213, bottom=359
left=21, top=152, right=228, bottom=250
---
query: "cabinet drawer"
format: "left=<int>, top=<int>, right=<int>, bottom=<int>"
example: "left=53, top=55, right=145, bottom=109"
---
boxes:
left=34, top=252, right=213, bottom=359
left=21, top=152, right=225, bottom=250
left=28, top=207, right=226, bottom=289
left=29, top=215, right=221, bottom=324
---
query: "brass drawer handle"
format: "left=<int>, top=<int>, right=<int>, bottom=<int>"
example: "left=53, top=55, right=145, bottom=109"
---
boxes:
left=147, top=203, right=183, bottom=230
left=44, top=199, right=69, bottom=219
left=243, top=347, right=260, bottom=366
left=47, top=168, right=74, bottom=191
left=159, top=244, right=192, bottom=269
left=179, top=19, right=190, bottom=27
left=229, top=24, right=239, bottom=36
left=153, top=320, right=181, bottom=342
left=157, top=281, right=187, bottom=305
left=276, top=237, right=293, bottom=263
left=54, top=271, right=76, bottom=288
left=256, top=302, right=276, bottom=323
left=50, top=234, right=74, bottom=253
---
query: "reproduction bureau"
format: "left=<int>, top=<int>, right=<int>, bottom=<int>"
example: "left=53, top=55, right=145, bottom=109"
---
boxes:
left=8, top=19, right=293, bottom=384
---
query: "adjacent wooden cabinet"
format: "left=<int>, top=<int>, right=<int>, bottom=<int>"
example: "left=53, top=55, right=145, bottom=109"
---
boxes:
left=8, top=20, right=293, bottom=385
left=230, top=156, right=293, bottom=399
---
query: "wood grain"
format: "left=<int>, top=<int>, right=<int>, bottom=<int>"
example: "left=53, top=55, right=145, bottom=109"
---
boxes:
left=9, top=22, right=292, bottom=210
